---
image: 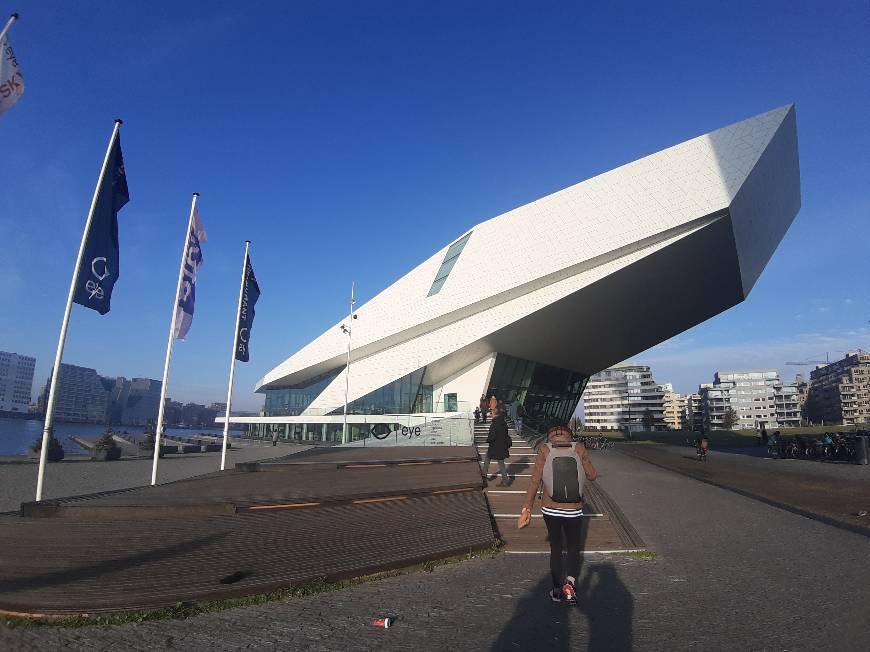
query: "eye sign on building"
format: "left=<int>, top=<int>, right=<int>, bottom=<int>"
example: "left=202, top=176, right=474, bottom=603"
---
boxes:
left=369, top=423, right=422, bottom=440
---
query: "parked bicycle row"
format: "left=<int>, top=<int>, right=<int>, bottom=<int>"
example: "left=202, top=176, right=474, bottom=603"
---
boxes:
left=573, top=435, right=615, bottom=450
left=766, top=431, right=863, bottom=462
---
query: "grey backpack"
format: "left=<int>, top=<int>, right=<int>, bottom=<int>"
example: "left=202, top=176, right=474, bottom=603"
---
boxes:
left=542, top=443, right=584, bottom=503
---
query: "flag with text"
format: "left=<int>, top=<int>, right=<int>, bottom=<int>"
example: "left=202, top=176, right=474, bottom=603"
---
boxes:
left=0, top=30, right=24, bottom=115
left=235, top=255, right=260, bottom=362
left=173, top=208, right=207, bottom=339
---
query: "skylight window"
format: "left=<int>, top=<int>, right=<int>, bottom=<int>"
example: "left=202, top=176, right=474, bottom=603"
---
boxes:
left=427, top=231, right=472, bottom=296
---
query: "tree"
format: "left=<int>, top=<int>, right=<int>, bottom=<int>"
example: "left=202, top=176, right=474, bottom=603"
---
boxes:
left=722, top=407, right=738, bottom=430
left=642, top=408, right=655, bottom=431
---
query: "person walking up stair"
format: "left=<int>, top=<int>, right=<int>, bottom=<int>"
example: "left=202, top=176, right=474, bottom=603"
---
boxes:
left=482, top=409, right=512, bottom=486
left=518, top=425, right=598, bottom=605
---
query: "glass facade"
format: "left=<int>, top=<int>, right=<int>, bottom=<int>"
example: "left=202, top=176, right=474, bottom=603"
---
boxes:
left=486, top=353, right=587, bottom=427
left=263, top=370, right=340, bottom=416
left=254, top=365, right=436, bottom=444
left=428, top=231, right=472, bottom=296
left=334, top=366, right=432, bottom=415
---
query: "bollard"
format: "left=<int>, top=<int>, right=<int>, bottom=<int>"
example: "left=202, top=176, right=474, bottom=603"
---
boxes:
left=855, top=435, right=869, bottom=465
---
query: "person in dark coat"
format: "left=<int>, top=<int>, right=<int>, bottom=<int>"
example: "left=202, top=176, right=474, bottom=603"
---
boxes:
left=483, top=410, right=511, bottom=486
left=480, top=395, right=488, bottom=424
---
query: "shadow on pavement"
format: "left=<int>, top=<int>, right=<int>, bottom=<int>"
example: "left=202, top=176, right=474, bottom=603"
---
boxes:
left=577, top=563, right=634, bottom=651
left=491, top=576, right=571, bottom=651
left=492, top=556, right=633, bottom=651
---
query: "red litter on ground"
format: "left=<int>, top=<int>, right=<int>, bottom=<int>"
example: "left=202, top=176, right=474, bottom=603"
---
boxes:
left=371, top=616, right=395, bottom=628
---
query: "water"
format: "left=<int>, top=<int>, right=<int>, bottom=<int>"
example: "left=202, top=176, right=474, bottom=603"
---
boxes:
left=0, top=418, right=243, bottom=456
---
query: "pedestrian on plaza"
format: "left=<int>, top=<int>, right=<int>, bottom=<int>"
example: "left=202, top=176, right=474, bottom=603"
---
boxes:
left=271, top=431, right=278, bottom=447
left=474, top=407, right=481, bottom=425
left=483, top=409, right=512, bottom=487
left=518, top=424, right=598, bottom=605
left=515, top=402, right=525, bottom=435
left=480, top=395, right=488, bottom=424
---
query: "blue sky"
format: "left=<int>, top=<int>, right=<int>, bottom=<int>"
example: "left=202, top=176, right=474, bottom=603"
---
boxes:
left=1, top=1, right=867, bottom=410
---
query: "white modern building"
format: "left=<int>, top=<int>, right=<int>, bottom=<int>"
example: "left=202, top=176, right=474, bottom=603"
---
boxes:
left=227, top=105, right=801, bottom=444
left=583, top=365, right=666, bottom=432
left=701, top=369, right=801, bottom=430
left=0, top=351, right=36, bottom=413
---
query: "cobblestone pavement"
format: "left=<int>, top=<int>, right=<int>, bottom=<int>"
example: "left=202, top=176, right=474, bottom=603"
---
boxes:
left=0, top=442, right=307, bottom=512
left=619, top=443, right=870, bottom=534
left=2, top=449, right=869, bottom=651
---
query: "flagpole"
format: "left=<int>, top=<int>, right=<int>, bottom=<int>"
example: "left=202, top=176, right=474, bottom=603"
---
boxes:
left=35, top=119, right=122, bottom=501
left=0, top=13, right=18, bottom=43
left=151, top=192, right=198, bottom=486
left=220, top=240, right=250, bottom=471
left=342, top=281, right=355, bottom=444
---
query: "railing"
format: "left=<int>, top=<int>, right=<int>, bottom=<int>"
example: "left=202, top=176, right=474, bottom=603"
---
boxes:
left=243, top=411, right=475, bottom=447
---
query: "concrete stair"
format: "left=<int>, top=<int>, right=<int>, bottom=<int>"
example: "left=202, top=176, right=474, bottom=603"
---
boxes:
left=474, top=419, right=644, bottom=554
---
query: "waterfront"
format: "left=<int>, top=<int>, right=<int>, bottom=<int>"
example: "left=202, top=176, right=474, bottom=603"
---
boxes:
left=0, top=417, right=243, bottom=456
left=0, top=439, right=307, bottom=512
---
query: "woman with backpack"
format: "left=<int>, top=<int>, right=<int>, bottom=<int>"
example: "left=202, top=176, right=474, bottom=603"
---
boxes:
left=518, top=425, right=598, bottom=605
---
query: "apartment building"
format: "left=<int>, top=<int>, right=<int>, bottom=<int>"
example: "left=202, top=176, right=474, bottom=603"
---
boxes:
left=38, top=363, right=111, bottom=423
left=583, top=365, right=665, bottom=432
left=660, top=383, right=688, bottom=430
left=804, top=351, right=870, bottom=426
left=701, top=370, right=800, bottom=430
left=687, top=391, right=706, bottom=432
left=0, top=350, right=36, bottom=413
left=108, top=377, right=163, bottom=426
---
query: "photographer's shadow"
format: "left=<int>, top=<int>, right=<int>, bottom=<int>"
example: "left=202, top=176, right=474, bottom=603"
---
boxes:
left=576, top=562, right=634, bottom=651
left=491, top=560, right=633, bottom=651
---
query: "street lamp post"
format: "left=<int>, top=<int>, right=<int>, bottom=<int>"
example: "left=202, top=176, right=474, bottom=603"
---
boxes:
left=340, top=282, right=356, bottom=444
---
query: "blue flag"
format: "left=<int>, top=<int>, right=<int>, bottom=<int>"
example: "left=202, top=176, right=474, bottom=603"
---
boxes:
left=173, top=207, right=207, bottom=339
left=235, top=255, right=260, bottom=362
left=73, top=133, right=129, bottom=314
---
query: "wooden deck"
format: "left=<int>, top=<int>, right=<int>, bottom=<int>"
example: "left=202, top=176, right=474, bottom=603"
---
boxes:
left=0, top=436, right=645, bottom=616
left=0, top=447, right=496, bottom=616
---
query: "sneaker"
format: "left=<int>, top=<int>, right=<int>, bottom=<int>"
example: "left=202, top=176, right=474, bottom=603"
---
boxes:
left=561, top=582, right=577, bottom=605
left=549, top=588, right=563, bottom=603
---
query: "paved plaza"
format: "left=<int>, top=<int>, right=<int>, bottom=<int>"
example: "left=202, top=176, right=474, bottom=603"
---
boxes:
left=2, top=446, right=868, bottom=651
left=0, top=441, right=306, bottom=513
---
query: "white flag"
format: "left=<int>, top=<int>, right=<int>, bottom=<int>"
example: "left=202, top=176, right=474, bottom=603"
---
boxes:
left=0, top=33, right=24, bottom=115
left=173, top=207, right=207, bottom=339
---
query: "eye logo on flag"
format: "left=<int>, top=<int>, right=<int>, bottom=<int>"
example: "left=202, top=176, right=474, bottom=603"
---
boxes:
left=72, top=134, right=129, bottom=314
left=173, top=207, right=207, bottom=339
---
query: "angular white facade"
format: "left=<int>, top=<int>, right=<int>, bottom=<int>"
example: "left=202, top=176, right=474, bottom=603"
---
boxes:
left=256, top=106, right=801, bottom=426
